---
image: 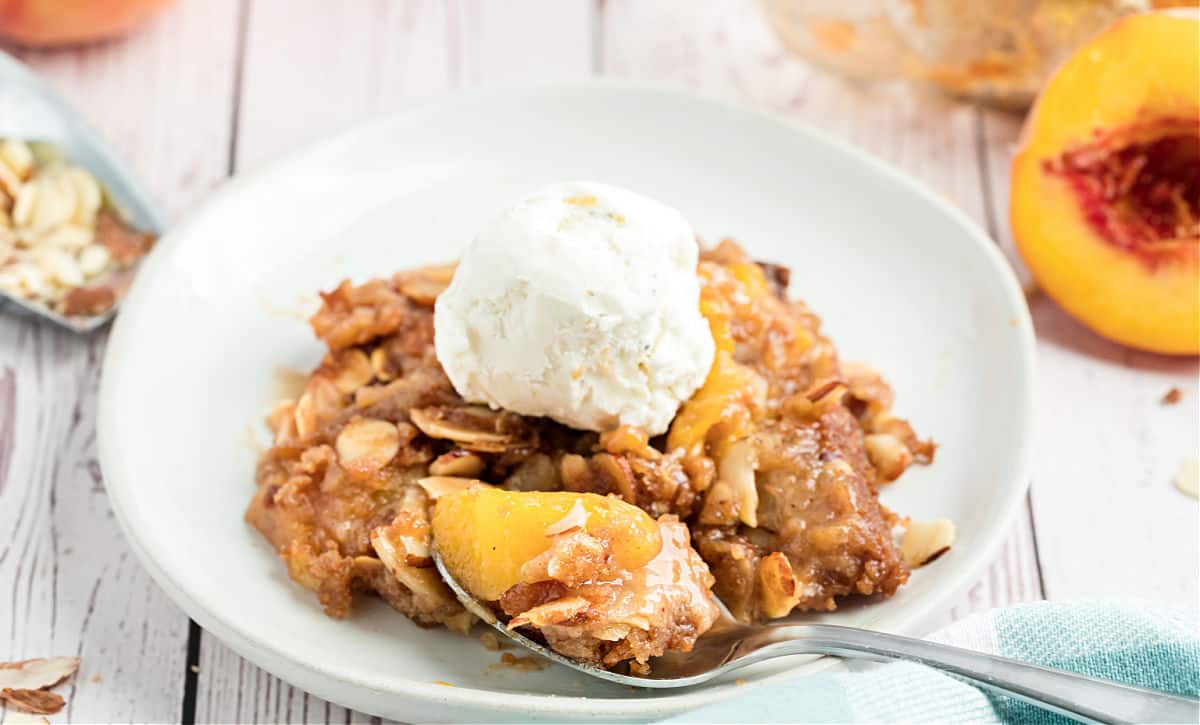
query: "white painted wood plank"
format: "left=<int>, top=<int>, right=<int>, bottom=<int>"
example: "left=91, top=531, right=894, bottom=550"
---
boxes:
left=235, top=0, right=595, bottom=172
left=198, top=2, right=594, bottom=722
left=976, top=108, right=1200, bottom=605
left=0, top=2, right=242, bottom=723
left=234, top=0, right=455, bottom=171
left=1029, top=300, right=1198, bottom=603
left=452, top=0, right=595, bottom=85
left=601, top=0, right=1042, bottom=624
left=8, top=0, right=243, bottom=221
left=978, top=109, right=1034, bottom=291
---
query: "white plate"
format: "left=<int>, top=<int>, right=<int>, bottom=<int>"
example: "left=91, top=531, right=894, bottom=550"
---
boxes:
left=99, top=82, right=1035, bottom=723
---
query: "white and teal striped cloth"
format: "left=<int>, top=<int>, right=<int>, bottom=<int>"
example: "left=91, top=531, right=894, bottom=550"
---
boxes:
left=668, top=602, right=1199, bottom=723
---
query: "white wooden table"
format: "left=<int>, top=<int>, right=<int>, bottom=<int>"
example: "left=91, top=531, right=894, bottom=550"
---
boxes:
left=1, top=2, right=1196, bottom=722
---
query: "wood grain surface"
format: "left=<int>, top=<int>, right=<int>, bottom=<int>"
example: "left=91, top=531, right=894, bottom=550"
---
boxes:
left=1, top=1, right=1195, bottom=723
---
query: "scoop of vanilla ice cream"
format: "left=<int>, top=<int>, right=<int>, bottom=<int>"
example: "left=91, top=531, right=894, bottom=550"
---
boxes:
left=434, top=182, right=715, bottom=435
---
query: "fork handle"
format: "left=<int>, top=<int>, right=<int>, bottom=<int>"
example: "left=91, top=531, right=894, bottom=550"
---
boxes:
left=760, top=624, right=1198, bottom=724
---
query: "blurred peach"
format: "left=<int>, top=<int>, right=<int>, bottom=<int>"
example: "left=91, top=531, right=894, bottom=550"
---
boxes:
left=0, top=0, right=174, bottom=47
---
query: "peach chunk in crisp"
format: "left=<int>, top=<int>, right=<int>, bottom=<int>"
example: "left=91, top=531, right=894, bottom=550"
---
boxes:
left=431, top=487, right=720, bottom=667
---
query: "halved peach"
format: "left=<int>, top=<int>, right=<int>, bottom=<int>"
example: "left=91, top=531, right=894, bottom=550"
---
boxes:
left=1011, top=10, right=1199, bottom=354
left=430, top=487, right=662, bottom=602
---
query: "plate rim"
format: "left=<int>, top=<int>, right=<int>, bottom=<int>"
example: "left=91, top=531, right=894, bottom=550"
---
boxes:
left=98, top=78, right=1036, bottom=720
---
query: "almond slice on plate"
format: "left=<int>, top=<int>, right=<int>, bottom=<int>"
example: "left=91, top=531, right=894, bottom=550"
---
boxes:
left=335, top=417, right=401, bottom=474
left=416, top=476, right=481, bottom=501
left=900, top=519, right=956, bottom=568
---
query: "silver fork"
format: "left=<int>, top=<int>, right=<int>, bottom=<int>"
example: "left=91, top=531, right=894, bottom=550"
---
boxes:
left=434, top=552, right=1199, bottom=724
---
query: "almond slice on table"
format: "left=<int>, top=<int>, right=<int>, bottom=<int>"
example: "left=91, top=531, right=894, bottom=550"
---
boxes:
left=0, top=657, right=78, bottom=692
left=1175, top=458, right=1198, bottom=499
left=0, top=688, right=64, bottom=715
left=0, top=656, right=78, bottom=716
left=2, top=708, right=51, bottom=724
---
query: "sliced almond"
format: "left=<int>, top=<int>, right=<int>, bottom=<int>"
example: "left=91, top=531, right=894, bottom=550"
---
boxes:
left=543, top=500, right=591, bottom=537
left=384, top=561, right=470, bottom=632
left=389, top=564, right=452, bottom=605
left=26, top=173, right=76, bottom=232
left=267, top=401, right=297, bottom=442
left=335, top=418, right=400, bottom=473
left=804, top=378, right=847, bottom=406
left=10, top=180, right=36, bottom=228
left=719, top=437, right=759, bottom=528
left=864, top=433, right=913, bottom=483
left=371, top=510, right=431, bottom=567
left=292, top=391, right=318, bottom=437
left=0, top=168, right=20, bottom=208
left=1174, top=458, right=1198, bottom=499
left=0, top=657, right=79, bottom=691
left=590, top=453, right=638, bottom=504
left=416, top=476, right=481, bottom=500
left=354, top=378, right=405, bottom=408
left=395, top=263, right=456, bottom=306
left=329, top=348, right=374, bottom=394
left=409, top=405, right=524, bottom=452
left=42, top=224, right=92, bottom=251
left=0, top=140, right=33, bottom=182
left=428, top=450, right=485, bottom=478
left=698, top=480, right=737, bottom=526
left=4, top=262, right=52, bottom=300
left=508, top=596, right=590, bottom=629
left=757, top=552, right=801, bottom=619
left=62, top=167, right=101, bottom=227
left=900, top=519, right=956, bottom=568
left=0, top=688, right=64, bottom=715
left=371, top=485, right=435, bottom=568
left=77, top=243, right=112, bottom=278
left=1, top=709, right=51, bottom=724
left=31, top=245, right=83, bottom=287
left=369, top=347, right=397, bottom=382
left=293, top=376, right=342, bottom=437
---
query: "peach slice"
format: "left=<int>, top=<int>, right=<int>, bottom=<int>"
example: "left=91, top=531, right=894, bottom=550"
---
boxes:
left=668, top=261, right=769, bottom=458
left=430, top=487, right=662, bottom=602
left=1011, top=9, right=1199, bottom=354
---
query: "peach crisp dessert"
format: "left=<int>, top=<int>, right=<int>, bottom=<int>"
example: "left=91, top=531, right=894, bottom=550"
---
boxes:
left=247, top=182, right=946, bottom=669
